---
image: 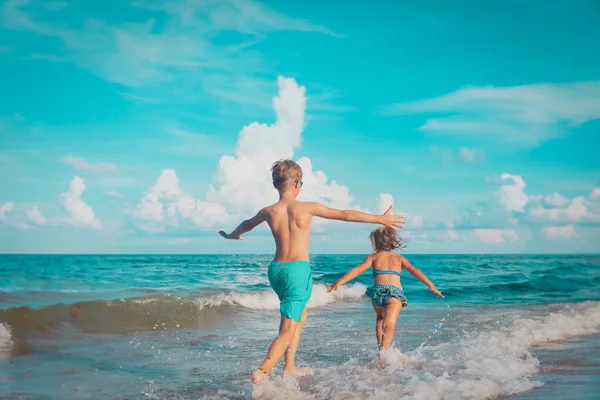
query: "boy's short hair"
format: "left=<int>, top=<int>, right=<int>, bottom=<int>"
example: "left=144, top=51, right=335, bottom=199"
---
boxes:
left=370, top=226, right=406, bottom=252
left=271, top=159, right=303, bottom=190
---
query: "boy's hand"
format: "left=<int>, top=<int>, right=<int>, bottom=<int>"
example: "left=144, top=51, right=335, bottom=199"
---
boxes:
left=218, top=230, right=244, bottom=240
left=380, top=206, right=405, bottom=230
left=429, top=286, right=444, bottom=298
left=326, top=283, right=340, bottom=293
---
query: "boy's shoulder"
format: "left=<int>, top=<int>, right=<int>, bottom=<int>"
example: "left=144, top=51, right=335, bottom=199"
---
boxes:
left=260, top=200, right=316, bottom=213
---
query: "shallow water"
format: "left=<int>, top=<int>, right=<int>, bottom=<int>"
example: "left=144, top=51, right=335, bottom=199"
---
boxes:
left=1, top=254, right=599, bottom=399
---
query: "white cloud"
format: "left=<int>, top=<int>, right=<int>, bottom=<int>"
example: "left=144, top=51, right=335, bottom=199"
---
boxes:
left=60, top=177, right=101, bottom=229
left=480, top=175, right=600, bottom=228
left=543, top=225, right=575, bottom=239
left=528, top=196, right=589, bottom=222
left=498, top=173, right=528, bottom=212
left=431, top=146, right=484, bottom=164
left=374, top=193, right=394, bottom=214
left=135, top=169, right=229, bottom=228
left=474, top=228, right=517, bottom=244
left=205, top=76, right=360, bottom=218
left=459, top=147, right=483, bottom=163
left=524, top=187, right=600, bottom=225
left=104, top=190, right=125, bottom=199
left=0, top=202, right=29, bottom=230
left=1, top=0, right=339, bottom=101
left=373, top=193, right=423, bottom=229
left=541, top=192, right=570, bottom=208
left=62, top=155, right=116, bottom=173
left=134, top=77, right=392, bottom=232
left=0, top=202, right=14, bottom=221
left=26, top=206, right=47, bottom=225
left=384, top=81, right=600, bottom=145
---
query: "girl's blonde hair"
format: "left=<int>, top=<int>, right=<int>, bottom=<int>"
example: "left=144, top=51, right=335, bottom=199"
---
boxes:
left=370, top=226, right=407, bottom=252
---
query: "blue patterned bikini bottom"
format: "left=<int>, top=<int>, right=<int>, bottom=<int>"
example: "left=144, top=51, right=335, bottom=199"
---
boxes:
left=366, top=284, right=409, bottom=307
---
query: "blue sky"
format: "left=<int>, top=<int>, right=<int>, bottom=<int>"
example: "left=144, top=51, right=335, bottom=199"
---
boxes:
left=1, top=0, right=599, bottom=254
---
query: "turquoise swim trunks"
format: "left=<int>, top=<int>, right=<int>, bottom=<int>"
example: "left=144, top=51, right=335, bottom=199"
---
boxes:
left=268, top=260, right=313, bottom=322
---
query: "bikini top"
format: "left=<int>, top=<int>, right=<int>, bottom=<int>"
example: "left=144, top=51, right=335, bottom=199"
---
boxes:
left=372, top=269, right=401, bottom=277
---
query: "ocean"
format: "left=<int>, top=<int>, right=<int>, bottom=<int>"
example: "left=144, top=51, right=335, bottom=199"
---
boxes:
left=1, top=254, right=599, bottom=399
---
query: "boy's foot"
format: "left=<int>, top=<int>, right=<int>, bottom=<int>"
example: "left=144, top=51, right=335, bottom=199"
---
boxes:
left=251, top=368, right=269, bottom=384
left=283, top=367, right=313, bottom=378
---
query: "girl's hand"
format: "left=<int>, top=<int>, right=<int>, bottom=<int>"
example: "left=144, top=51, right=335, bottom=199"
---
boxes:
left=429, top=286, right=444, bottom=298
left=219, top=230, right=244, bottom=240
left=327, top=283, right=340, bottom=293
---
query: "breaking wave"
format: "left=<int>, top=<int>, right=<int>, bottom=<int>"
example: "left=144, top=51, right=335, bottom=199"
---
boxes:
left=253, top=301, right=600, bottom=400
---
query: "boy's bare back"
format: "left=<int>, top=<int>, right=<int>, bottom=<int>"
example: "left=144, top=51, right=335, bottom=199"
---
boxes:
left=261, top=200, right=312, bottom=262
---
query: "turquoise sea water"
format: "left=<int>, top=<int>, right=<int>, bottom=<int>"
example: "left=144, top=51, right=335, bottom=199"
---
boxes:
left=1, top=254, right=599, bottom=399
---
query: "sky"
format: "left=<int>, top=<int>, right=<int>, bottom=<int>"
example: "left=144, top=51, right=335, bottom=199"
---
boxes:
left=0, top=0, right=599, bottom=254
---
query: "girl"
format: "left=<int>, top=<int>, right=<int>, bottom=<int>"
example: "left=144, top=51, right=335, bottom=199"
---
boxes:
left=327, top=226, right=443, bottom=364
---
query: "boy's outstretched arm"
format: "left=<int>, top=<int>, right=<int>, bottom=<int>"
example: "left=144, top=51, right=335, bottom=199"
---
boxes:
left=401, top=257, right=444, bottom=298
left=310, top=204, right=404, bottom=230
left=219, top=209, right=267, bottom=240
left=327, top=255, right=372, bottom=293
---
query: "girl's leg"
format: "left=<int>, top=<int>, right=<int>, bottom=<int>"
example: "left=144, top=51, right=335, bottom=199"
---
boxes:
left=372, top=300, right=385, bottom=348
left=381, top=298, right=403, bottom=350
left=252, top=317, right=299, bottom=384
left=283, top=309, right=312, bottom=377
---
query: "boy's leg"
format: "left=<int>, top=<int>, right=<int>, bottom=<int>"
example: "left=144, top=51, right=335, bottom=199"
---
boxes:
left=252, top=316, right=299, bottom=384
left=372, top=300, right=385, bottom=348
left=283, top=308, right=312, bottom=377
left=381, top=298, right=403, bottom=350
left=283, top=308, right=311, bottom=378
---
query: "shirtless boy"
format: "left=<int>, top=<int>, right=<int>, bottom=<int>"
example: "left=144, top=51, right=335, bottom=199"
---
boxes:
left=219, top=159, right=404, bottom=384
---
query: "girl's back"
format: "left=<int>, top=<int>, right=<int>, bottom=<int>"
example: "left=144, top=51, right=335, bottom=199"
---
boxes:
left=371, top=251, right=404, bottom=287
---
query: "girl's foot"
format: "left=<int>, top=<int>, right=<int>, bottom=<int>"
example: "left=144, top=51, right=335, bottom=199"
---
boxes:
left=283, top=366, right=313, bottom=378
left=377, top=350, right=385, bottom=369
left=251, top=368, right=269, bottom=384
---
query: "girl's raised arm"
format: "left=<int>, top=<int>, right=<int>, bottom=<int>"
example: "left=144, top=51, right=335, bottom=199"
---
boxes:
left=327, top=255, right=373, bottom=293
left=401, top=257, right=444, bottom=298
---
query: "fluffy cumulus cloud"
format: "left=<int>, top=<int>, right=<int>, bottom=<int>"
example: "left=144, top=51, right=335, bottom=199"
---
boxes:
left=134, top=77, right=389, bottom=232
left=61, top=177, right=101, bottom=229
left=373, top=193, right=423, bottom=229
left=0, top=202, right=30, bottom=230
left=543, top=225, right=576, bottom=239
left=454, top=174, right=600, bottom=244
left=494, top=174, right=600, bottom=226
left=25, top=206, right=47, bottom=225
left=497, top=173, right=528, bottom=213
left=474, top=228, right=517, bottom=244
left=135, top=169, right=229, bottom=229
left=374, top=193, right=394, bottom=214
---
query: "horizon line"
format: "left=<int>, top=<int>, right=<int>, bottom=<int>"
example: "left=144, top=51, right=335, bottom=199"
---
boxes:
left=1, top=252, right=598, bottom=256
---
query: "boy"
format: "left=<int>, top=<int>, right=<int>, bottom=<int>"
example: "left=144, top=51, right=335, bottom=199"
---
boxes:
left=219, top=159, right=404, bottom=384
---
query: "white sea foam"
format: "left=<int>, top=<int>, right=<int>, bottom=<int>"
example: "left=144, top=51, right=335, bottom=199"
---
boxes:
left=253, top=301, right=600, bottom=400
left=0, top=323, right=13, bottom=359
left=196, top=283, right=366, bottom=311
